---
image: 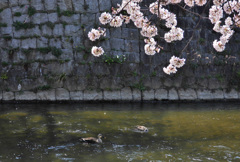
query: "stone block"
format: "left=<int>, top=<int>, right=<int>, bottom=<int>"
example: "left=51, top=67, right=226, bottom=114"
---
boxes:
left=19, top=0, right=29, bottom=5
left=60, top=14, right=80, bottom=24
left=121, top=87, right=133, bottom=101
left=37, top=37, right=49, bottom=48
left=58, top=0, right=73, bottom=10
left=224, top=89, right=239, bottom=99
left=168, top=89, right=179, bottom=100
left=53, top=24, right=64, bottom=36
left=37, top=90, right=56, bottom=101
left=81, top=13, right=95, bottom=26
left=104, top=90, right=121, bottom=101
left=41, top=25, right=53, bottom=35
left=0, top=91, right=2, bottom=100
left=31, top=0, right=44, bottom=11
left=0, top=0, right=8, bottom=9
left=21, top=38, right=37, bottom=49
left=124, top=52, right=140, bottom=63
left=70, top=91, right=83, bottom=100
left=110, top=38, right=124, bottom=51
left=178, top=89, right=197, bottom=100
left=45, top=0, right=57, bottom=10
left=99, top=0, right=111, bottom=11
left=10, top=39, right=21, bottom=48
left=125, top=40, right=139, bottom=53
left=197, top=90, right=213, bottom=100
left=212, top=90, right=224, bottom=100
left=142, top=90, right=155, bottom=100
left=155, top=89, right=168, bottom=100
left=3, top=91, right=15, bottom=100
left=72, top=0, right=85, bottom=12
left=32, top=13, right=48, bottom=24
left=15, top=91, right=37, bottom=100
left=0, top=8, right=13, bottom=25
left=9, top=0, right=18, bottom=6
left=122, top=28, right=139, bottom=40
left=85, top=0, right=99, bottom=13
left=132, top=89, right=141, bottom=101
left=1, top=27, right=13, bottom=36
left=65, top=25, right=81, bottom=36
left=48, top=13, right=58, bottom=23
left=56, top=88, right=70, bottom=100
left=13, top=15, right=26, bottom=22
left=49, top=38, right=62, bottom=48
left=84, top=90, right=103, bottom=100
left=110, top=28, right=122, bottom=38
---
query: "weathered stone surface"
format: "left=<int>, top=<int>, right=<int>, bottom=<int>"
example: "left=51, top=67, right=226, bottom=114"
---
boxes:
left=0, top=0, right=8, bottom=8
left=121, top=87, right=133, bottom=100
left=104, top=90, right=121, bottom=101
left=31, top=0, right=44, bottom=11
left=60, top=14, right=80, bottom=24
left=15, top=91, right=37, bottom=100
left=32, top=13, right=48, bottom=24
left=48, top=13, right=58, bottom=23
left=122, top=28, right=139, bottom=40
left=9, top=0, right=18, bottom=6
left=212, top=90, right=224, bottom=100
left=224, top=89, right=239, bottom=99
left=57, top=0, right=73, bottom=10
left=3, top=91, right=15, bottom=100
left=70, top=91, right=83, bottom=100
left=21, top=38, right=37, bottom=49
left=72, top=0, right=84, bottom=12
left=110, top=38, right=125, bottom=51
left=84, top=90, right=103, bottom=100
left=81, top=13, right=95, bottom=26
left=19, top=0, right=29, bottom=5
left=99, top=0, right=111, bottom=11
left=197, top=90, right=213, bottom=100
left=0, top=8, right=13, bottom=25
left=125, top=40, right=139, bottom=53
left=37, top=90, right=56, bottom=101
left=85, top=0, right=99, bottom=13
left=178, top=89, right=197, bottom=100
left=37, top=37, right=49, bottom=48
left=1, top=27, right=13, bottom=36
left=45, top=0, right=57, bottom=10
left=142, top=90, right=155, bottom=100
left=56, top=88, right=70, bottom=100
left=53, top=24, right=64, bottom=36
left=65, top=25, right=81, bottom=36
left=168, top=89, right=179, bottom=100
left=41, top=25, right=53, bottom=35
left=132, top=89, right=141, bottom=101
left=155, top=89, right=168, bottom=100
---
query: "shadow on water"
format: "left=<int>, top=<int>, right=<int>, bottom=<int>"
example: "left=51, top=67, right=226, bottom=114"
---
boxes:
left=0, top=102, right=240, bottom=161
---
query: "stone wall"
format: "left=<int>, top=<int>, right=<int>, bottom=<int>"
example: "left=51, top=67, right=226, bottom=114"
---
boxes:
left=1, top=0, right=240, bottom=102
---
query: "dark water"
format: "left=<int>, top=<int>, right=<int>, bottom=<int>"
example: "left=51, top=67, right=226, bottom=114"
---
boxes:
left=0, top=102, right=240, bottom=161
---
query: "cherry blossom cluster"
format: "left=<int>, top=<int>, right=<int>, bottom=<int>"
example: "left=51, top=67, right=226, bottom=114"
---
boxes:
left=87, top=0, right=240, bottom=75
left=209, top=0, right=240, bottom=52
left=163, top=56, right=186, bottom=75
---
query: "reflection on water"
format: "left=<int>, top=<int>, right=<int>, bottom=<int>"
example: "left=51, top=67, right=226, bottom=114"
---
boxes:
left=0, top=102, right=240, bottom=161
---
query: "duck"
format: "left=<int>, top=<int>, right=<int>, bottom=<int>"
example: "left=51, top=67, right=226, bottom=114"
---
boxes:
left=80, top=134, right=103, bottom=144
left=134, top=125, right=148, bottom=132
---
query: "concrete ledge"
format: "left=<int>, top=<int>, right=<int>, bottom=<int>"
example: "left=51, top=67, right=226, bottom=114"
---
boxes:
left=142, top=90, right=154, bottom=100
left=121, top=87, right=133, bottom=101
left=168, top=89, right=179, bottom=100
left=104, top=90, right=121, bottom=101
left=0, top=88, right=239, bottom=102
left=155, top=89, right=168, bottom=100
left=70, top=91, right=83, bottom=100
left=3, top=91, right=14, bottom=100
left=37, top=90, right=56, bottom=101
left=15, top=91, right=37, bottom=100
left=84, top=90, right=103, bottom=101
left=179, top=89, right=197, bottom=100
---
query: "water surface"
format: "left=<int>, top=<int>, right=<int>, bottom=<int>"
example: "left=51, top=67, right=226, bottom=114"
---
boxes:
left=0, top=102, right=240, bottom=161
